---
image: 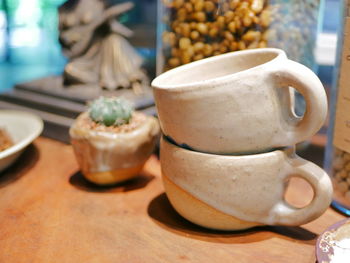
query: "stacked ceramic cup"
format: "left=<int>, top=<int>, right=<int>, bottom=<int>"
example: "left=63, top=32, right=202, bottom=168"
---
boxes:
left=152, top=48, right=333, bottom=231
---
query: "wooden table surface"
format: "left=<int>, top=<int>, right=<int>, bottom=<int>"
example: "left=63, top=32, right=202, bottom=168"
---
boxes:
left=0, top=137, right=345, bottom=263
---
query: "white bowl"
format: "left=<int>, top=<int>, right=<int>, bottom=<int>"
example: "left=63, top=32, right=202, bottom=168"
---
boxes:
left=0, top=110, right=43, bottom=172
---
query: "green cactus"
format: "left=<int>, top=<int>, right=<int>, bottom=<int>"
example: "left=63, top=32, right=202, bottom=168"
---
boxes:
left=89, top=97, right=134, bottom=126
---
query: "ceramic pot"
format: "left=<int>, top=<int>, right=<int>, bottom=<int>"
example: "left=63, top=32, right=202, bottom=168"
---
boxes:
left=70, top=112, right=160, bottom=185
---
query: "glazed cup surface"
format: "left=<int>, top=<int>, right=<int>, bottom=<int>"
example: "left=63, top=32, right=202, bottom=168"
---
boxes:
left=152, top=48, right=327, bottom=154
left=160, top=137, right=332, bottom=229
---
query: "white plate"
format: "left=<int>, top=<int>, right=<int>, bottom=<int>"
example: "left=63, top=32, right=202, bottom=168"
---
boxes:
left=0, top=110, right=43, bottom=172
left=317, top=219, right=350, bottom=263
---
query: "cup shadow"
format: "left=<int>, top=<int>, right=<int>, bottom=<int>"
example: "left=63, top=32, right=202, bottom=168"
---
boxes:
left=69, top=171, right=155, bottom=193
left=147, top=193, right=317, bottom=244
left=0, top=144, right=39, bottom=188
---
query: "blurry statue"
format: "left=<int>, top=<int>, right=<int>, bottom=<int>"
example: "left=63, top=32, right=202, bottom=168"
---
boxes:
left=59, top=0, right=148, bottom=94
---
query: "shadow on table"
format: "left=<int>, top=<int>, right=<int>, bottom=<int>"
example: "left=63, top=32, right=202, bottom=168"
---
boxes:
left=148, top=193, right=317, bottom=245
left=0, top=144, right=39, bottom=188
left=297, top=143, right=325, bottom=168
left=69, top=171, right=155, bottom=193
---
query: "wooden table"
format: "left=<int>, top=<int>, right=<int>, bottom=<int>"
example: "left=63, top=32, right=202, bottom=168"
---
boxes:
left=0, top=137, right=345, bottom=262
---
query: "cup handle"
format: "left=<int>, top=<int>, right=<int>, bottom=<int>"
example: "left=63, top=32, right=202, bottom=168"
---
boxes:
left=270, top=59, right=328, bottom=143
left=272, top=154, right=333, bottom=226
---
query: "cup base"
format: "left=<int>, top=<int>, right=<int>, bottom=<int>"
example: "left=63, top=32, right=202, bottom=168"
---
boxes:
left=83, top=164, right=144, bottom=185
left=162, top=174, right=260, bottom=231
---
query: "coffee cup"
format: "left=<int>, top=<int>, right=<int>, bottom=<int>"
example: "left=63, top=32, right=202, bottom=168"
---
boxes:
left=160, top=136, right=332, bottom=230
left=152, top=48, right=327, bottom=154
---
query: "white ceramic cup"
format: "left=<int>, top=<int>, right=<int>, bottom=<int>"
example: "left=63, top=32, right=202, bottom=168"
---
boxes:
left=152, top=48, right=327, bottom=154
left=160, top=136, right=333, bottom=230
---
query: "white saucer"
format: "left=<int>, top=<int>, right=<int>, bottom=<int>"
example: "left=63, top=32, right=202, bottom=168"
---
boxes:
left=0, top=110, right=43, bottom=172
left=317, top=219, right=350, bottom=263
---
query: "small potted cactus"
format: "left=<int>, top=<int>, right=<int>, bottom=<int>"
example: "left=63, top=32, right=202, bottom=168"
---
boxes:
left=70, top=96, right=160, bottom=185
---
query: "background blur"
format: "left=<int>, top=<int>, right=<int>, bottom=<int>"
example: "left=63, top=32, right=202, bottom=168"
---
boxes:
left=0, top=0, right=341, bottom=92
left=0, top=0, right=157, bottom=91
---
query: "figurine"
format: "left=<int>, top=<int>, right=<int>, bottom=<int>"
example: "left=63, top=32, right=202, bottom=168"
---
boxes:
left=59, top=0, right=148, bottom=94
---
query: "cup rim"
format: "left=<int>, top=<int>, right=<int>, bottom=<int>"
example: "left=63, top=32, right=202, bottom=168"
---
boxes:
left=152, top=48, right=286, bottom=91
left=162, top=136, right=294, bottom=159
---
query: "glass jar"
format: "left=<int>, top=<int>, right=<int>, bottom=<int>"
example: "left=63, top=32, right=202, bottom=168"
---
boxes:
left=156, top=0, right=321, bottom=74
left=325, top=0, right=350, bottom=215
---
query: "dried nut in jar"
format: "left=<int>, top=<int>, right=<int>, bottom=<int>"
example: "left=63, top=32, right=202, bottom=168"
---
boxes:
left=168, top=57, right=181, bottom=67
left=335, top=148, right=344, bottom=155
left=242, top=30, right=261, bottom=42
left=219, top=45, right=227, bottom=53
left=248, top=41, right=259, bottom=49
left=171, top=48, right=180, bottom=57
left=180, top=50, right=192, bottom=64
left=228, top=21, right=236, bottom=33
left=224, top=11, right=234, bottom=23
left=224, top=31, right=234, bottom=41
left=253, top=16, right=260, bottom=24
left=203, top=44, right=213, bottom=56
left=193, top=53, right=204, bottom=61
left=187, top=45, right=195, bottom=57
left=221, top=39, right=230, bottom=47
left=179, top=37, right=191, bottom=50
left=229, top=0, right=239, bottom=10
left=211, top=42, right=220, bottom=51
left=338, top=181, right=348, bottom=193
left=209, top=27, right=219, bottom=37
left=204, top=1, right=215, bottom=12
left=184, top=2, right=193, bottom=12
left=190, top=30, right=200, bottom=40
left=335, top=173, right=343, bottom=183
left=258, top=40, right=267, bottom=48
left=181, top=23, right=191, bottom=37
left=338, top=170, right=348, bottom=178
left=173, top=0, right=184, bottom=9
left=197, top=22, right=208, bottom=34
left=193, top=41, right=205, bottom=52
left=194, top=11, right=206, bottom=22
left=229, top=41, right=238, bottom=51
left=239, top=1, right=249, bottom=10
left=332, top=147, right=350, bottom=204
left=176, top=8, right=187, bottom=21
left=243, top=16, right=252, bottom=27
left=333, top=156, right=345, bottom=171
left=251, top=0, right=264, bottom=13
left=216, top=16, right=225, bottom=29
left=194, top=0, right=204, bottom=11
left=160, top=0, right=319, bottom=70
left=238, top=41, right=246, bottom=50
left=260, top=10, right=270, bottom=27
